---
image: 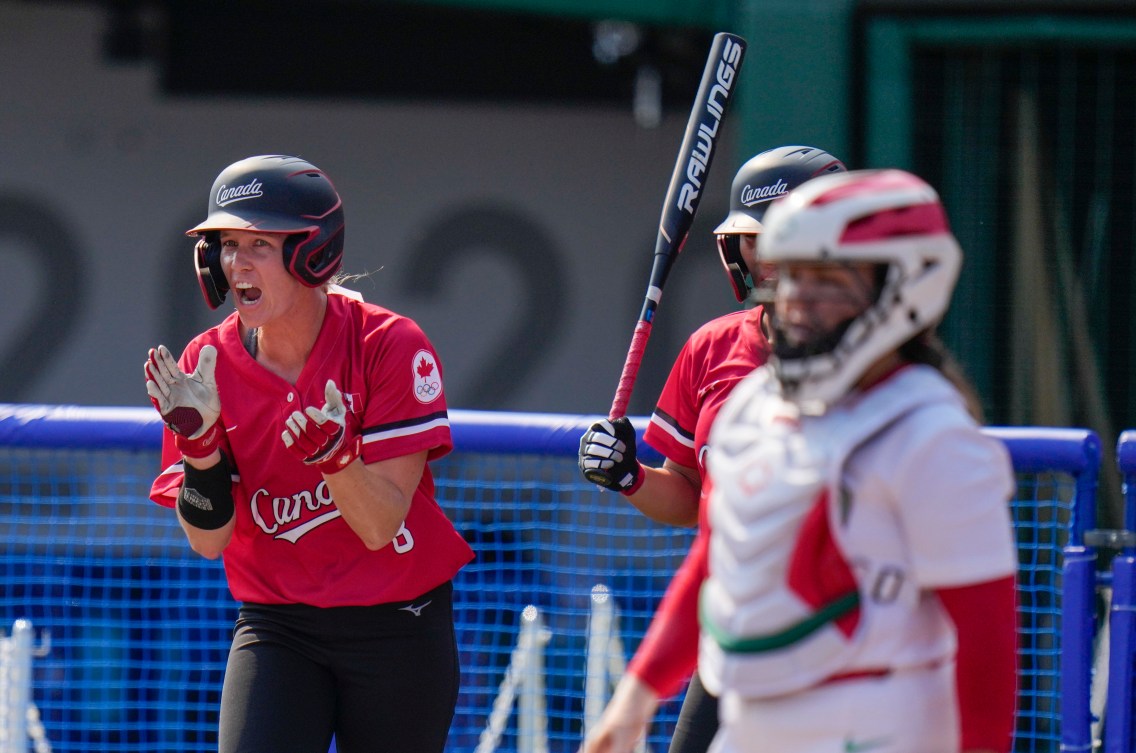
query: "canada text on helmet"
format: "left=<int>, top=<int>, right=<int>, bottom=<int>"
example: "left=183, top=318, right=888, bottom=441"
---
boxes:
left=714, top=145, right=846, bottom=302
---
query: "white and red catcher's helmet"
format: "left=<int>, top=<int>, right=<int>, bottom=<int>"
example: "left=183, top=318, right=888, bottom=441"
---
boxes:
left=714, top=145, right=846, bottom=301
left=759, top=168, right=963, bottom=413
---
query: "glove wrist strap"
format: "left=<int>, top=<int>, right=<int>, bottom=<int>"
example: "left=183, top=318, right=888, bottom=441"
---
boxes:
left=315, top=433, right=362, bottom=475
left=619, top=463, right=645, bottom=497
left=174, top=422, right=222, bottom=460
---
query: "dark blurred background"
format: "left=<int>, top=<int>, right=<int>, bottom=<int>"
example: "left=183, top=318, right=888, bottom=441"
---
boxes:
left=2, top=0, right=1134, bottom=457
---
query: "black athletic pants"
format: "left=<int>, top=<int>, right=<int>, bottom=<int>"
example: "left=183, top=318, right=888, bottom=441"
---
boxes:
left=668, top=670, right=719, bottom=753
left=218, top=581, right=459, bottom=753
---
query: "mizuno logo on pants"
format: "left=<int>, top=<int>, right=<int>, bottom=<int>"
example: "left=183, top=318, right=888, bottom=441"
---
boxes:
left=399, top=601, right=432, bottom=617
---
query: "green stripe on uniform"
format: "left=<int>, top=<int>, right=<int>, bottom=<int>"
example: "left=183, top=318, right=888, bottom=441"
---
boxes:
left=699, top=586, right=860, bottom=654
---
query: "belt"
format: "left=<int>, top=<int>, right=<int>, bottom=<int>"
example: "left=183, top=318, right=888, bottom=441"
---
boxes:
left=819, top=658, right=945, bottom=687
left=819, top=668, right=892, bottom=686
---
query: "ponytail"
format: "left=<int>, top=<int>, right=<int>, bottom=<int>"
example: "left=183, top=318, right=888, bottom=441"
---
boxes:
left=898, top=331, right=986, bottom=423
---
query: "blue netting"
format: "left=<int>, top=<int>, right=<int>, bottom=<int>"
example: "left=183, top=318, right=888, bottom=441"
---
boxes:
left=0, top=408, right=1101, bottom=753
left=1010, top=471, right=1074, bottom=750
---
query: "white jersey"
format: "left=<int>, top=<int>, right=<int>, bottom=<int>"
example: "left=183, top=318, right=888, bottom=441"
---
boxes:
left=699, top=364, right=1016, bottom=700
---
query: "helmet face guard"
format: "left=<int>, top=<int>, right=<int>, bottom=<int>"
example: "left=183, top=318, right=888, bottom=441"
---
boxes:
left=714, top=145, right=846, bottom=301
left=716, top=233, right=752, bottom=303
left=194, top=235, right=227, bottom=310
left=759, top=169, right=963, bottom=413
left=187, top=155, right=345, bottom=307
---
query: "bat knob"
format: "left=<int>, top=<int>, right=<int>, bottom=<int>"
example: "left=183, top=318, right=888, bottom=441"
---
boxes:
left=583, top=469, right=613, bottom=486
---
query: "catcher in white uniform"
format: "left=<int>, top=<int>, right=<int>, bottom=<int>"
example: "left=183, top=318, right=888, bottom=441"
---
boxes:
left=700, top=169, right=1018, bottom=753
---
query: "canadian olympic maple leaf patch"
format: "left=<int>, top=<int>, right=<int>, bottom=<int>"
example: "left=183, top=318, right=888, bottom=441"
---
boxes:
left=412, top=350, right=442, bottom=404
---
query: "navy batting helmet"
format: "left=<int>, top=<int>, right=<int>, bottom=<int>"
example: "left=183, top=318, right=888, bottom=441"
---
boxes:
left=187, top=155, right=345, bottom=309
left=714, top=145, right=845, bottom=301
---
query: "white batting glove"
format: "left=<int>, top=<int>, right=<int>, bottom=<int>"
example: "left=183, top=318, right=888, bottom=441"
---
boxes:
left=282, top=379, right=361, bottom=474
left=144, top=344, right=223, bottom=459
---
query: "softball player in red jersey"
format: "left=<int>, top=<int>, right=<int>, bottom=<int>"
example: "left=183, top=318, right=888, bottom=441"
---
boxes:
left=145, top=155, right=473, bottom=753
left=578, top=147, right=846, bottom=753
left=700, top=169, right=1018, bottom=753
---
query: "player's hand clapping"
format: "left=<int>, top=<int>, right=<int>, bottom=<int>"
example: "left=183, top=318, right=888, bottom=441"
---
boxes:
left=145, top=344, right=223, bottom=459
left=579, top=417, right=644, bottom=495
left=282, top=379, right=361, bottom=475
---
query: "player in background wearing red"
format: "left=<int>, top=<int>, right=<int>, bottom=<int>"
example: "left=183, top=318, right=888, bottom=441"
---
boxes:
left=701, top=169, right=1017, bottom=753
left=578, top=146, right=847, bottom=753
left=144, top=155, right=473, bottom=753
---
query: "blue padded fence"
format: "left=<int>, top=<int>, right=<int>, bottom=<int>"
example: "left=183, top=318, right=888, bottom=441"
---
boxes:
left=1104, top=431, right=1136, bottom=753
left=0, top=405, right=1104, bottom=753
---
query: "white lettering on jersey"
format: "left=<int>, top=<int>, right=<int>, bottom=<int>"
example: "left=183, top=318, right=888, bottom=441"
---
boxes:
left=248, top=482, right=416, bottom=550
left=274, top=510, right=342, bottom=543
left=250, top=482, right=335, bottom=535
left=392, top=522, right=415, bottom=553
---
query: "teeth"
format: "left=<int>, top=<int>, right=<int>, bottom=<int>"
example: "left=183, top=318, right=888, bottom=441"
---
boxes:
left=235, top=282, right=253, bottom=290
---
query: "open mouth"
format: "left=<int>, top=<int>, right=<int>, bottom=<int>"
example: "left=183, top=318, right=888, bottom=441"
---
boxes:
left=235, top=282, right=263, bottom=305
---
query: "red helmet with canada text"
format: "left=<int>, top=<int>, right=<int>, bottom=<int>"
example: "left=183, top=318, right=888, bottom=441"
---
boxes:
left=714, top=145, right=845, bottom=301
left=187, top=155, right=345, bottom=309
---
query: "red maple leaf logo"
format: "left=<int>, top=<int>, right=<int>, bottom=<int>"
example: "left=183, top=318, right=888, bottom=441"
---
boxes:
left=416, top=357, right=435, bottom=379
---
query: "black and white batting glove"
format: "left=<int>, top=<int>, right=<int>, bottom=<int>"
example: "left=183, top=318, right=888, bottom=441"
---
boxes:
left=281, top=379, right=362, bottom=475
left=579, top=417, right=644, bottom=495
left=145, top=344, right=223, bottom=460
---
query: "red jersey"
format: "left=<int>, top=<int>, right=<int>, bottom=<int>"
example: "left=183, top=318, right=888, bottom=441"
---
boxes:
left=643, top=306, right=771, bottom=478
left=150, top=294, right=473, bottom=607
left=630, top=306, right=770, bottom=696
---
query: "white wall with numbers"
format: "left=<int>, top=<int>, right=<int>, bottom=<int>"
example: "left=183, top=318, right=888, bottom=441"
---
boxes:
left=0, top=2, right=746, bottom=414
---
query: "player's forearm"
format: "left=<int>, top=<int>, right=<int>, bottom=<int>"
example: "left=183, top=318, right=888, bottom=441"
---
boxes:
left=177, top=451, right=234, bottom=558
left=177, top=508, right=234, bottom=559
left=624, top=463, right=700, bottom=527
left=322, top=462, right=411, bottom=550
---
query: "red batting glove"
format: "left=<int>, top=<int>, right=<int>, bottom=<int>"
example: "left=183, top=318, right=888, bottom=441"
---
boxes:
left=281, top=379, right=361, bottom=474
left=144, top=344, right=223, bottom=459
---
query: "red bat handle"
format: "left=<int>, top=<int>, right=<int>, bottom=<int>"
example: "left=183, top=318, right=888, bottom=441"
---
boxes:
left=608, top=319, right=653, bottom=420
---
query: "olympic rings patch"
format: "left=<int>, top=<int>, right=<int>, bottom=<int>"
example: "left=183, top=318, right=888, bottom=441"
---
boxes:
left=412, top=349, right=442, bottom=404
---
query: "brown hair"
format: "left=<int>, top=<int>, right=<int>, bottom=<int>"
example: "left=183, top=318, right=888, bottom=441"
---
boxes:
left=898, top=330, right=986, bottom=423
